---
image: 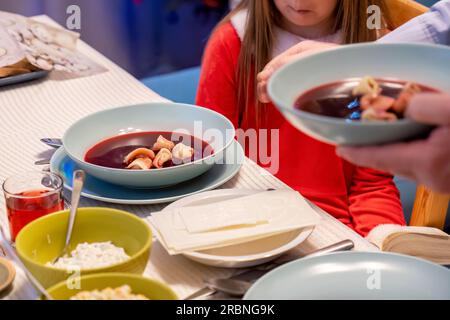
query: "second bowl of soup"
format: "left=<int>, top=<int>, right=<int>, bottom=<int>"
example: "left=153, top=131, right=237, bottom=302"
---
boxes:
left=268, top=43, right=450, bottom=146
left=63, top=103, right=235, bottom=188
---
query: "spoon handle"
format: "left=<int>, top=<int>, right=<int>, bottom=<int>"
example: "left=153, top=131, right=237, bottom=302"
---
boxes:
left=269, top=239, right=355, bottom=267
left=40, top=138, right=63, bottom=149
left=65, top=170, right=85, bottom=248
left=303, top=239, right=355, bottom=259
left=34, top=159, right=51, bottom=165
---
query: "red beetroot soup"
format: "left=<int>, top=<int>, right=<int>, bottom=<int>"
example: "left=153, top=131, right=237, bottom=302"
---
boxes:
left=294, top=78, right=438, bottom=121
left=84, top=131, right=213, bottom=169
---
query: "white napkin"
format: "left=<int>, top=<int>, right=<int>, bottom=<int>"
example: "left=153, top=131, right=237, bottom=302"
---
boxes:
left=149, top=190, right=322, bottom=255
left=179, top=197, right=269, bottom=233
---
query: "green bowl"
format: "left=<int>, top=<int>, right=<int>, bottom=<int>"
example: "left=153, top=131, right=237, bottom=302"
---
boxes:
left=15, top=207, right=152, bottom=288
left=45, top=273, right=177, bottom=300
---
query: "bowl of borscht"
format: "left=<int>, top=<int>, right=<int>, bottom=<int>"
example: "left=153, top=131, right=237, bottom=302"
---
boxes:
left=268, top=43, right=450, bottom=146
left=62, top=103, right=235, bottom=188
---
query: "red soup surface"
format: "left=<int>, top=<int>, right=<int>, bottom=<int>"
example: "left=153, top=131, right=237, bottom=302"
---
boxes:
left=294, top=78, right=438, bottom=121
left=84, top=131, right=214, bottom=169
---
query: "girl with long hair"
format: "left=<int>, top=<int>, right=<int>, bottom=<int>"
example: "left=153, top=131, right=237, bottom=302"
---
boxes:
left=196, top=0, right=405, bottom=236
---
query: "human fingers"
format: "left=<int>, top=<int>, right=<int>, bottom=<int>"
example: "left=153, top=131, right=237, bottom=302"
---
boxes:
left=406, top=93, right=450, bottom=125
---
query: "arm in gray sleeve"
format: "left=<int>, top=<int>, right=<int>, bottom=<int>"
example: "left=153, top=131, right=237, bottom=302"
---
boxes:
left=379, top=0, right=450, bottom=45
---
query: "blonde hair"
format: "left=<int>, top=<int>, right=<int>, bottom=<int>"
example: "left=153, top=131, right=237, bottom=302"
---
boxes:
left=219, top=0, right=392, bottom=127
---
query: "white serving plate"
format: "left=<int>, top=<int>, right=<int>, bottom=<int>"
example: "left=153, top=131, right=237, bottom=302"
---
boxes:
left=163, top=189, right=314, bottom=268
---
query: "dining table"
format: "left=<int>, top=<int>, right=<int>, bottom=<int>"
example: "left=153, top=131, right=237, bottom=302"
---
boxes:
left=0, top=16, right=378, bottom=300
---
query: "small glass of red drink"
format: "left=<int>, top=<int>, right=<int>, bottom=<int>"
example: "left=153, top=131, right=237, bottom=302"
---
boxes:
left=2, top=171, right=64, bottom=241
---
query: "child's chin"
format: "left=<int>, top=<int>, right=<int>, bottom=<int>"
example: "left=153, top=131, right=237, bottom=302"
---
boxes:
left=286, top=15, right=320, bottom=27
left=289, top=19, right=320, bottom=28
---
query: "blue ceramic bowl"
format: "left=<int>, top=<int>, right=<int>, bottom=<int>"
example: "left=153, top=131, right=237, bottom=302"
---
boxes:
left=63, top=103, right=235, bottom=188
left=268, top=43, right=450, bottom=146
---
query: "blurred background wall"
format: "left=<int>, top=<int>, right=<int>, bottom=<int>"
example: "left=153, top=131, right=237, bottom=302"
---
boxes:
left=418, top=0, right=440, bottom=6
left=0, top=0, right=228, bottom=78
left=0, top=0, right=440, bottom=78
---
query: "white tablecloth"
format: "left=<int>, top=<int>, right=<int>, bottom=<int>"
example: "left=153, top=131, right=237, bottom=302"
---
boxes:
left=0, top=16, right=377, bottom=300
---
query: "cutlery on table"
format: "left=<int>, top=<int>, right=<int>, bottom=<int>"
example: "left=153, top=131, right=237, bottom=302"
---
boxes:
left=205, top=278, right=252, bottom=297
left=40, top=138, right=62, bottom=149
left=34, top=159, right=50, bottom=165
left=36, top=138, right=63, bottom=165
left=183, top=287, right=217, bottom=300
left=0, top=225, right=54, bottom=300
left=204, top=239, right=355, bottom=297
left=50, top=170, right=85, bottom=264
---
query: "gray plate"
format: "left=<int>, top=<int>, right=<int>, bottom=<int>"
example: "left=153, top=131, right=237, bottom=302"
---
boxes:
left=244, top=252, right=450, bottom=300
left=0, top=70, right=49, bottom=87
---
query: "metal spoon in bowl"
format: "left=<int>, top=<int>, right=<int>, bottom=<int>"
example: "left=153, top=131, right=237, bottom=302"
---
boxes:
left=50, top=170, right=85, bottom=264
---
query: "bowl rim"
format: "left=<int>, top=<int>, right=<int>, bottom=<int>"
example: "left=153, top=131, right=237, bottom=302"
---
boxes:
left=15, top=207, right=152, bottom=273
left=184, top=226, right=314, bottom=263
left=62, top=102, right=236, bottom=173
left=244, top=251, right=450, bottom=300
left=45, top=272, right=178, bottom=300
left=268, top=42, right=450, bottom=127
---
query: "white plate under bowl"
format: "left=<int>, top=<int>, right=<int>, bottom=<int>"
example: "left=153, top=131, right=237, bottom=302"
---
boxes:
left=163, top=189, right=314, bottom=268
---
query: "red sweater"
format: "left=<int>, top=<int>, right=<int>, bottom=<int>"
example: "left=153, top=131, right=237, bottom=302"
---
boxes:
left=196, top=22, right=405, bottom=236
